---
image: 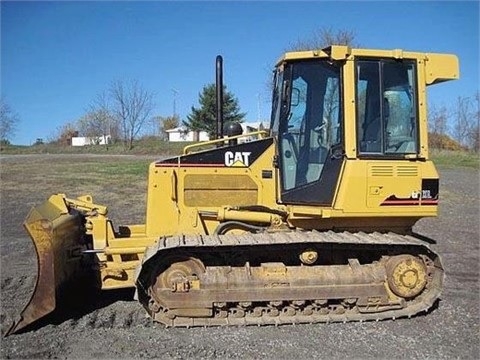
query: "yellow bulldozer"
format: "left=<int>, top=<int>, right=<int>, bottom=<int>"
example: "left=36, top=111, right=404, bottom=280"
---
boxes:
left=7, top=45, right=459, bottom=335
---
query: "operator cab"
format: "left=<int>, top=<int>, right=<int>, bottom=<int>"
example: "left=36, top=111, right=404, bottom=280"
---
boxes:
left=270, top=47, right=420, bottom=205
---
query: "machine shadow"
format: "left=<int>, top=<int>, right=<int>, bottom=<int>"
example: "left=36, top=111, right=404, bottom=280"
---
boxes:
left=14, top=287, right=136, bottom=334
left=411, top=232, right=438, bottom=245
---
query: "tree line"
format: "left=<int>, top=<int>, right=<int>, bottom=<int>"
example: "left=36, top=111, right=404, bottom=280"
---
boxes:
left=51, top=81, right=244, bottom=150
left=55, top=79, right=156, bottom=150
left=428, top=92, right=479, bottom=152
left=2, top=82, right=478, bottom=153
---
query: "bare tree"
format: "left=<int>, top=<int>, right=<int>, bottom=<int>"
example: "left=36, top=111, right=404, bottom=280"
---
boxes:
left=53, top=122, right=78, bottom=146
left=109, top=80, right=154, bottom=150
left=143, top=115, right=161, bottom=138
left=88, top=92, right=121, bottom=142
left=428, top=103, right=449, bottom=136
left=287, top=27, right=359, bottom=51
left=264, top=27, right=359, bottom=95
left=160, top=115, right=180, bottom=140
left=471, top=92, right=480, bottom=152
left=0, top=97, right=19, bottom=144
left=428, top=103, right=451, bottom=149
left=452, top=95, right=476, bottom=150
left=77, top=110, right=113, bottom=145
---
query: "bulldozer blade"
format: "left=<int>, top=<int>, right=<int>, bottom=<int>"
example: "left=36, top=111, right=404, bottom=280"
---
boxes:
left=5, top=195, right=92, bottom=336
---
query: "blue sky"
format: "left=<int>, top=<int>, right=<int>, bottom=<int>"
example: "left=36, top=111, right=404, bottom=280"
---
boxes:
left=2, top=0, right=479, bottom=145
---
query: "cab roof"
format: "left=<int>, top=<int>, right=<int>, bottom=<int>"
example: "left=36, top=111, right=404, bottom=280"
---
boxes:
left=277, top=45, right=459, bottom=84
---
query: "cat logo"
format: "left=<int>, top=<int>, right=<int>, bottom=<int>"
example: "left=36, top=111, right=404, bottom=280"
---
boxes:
left=224, top=151, right=251, bottom=167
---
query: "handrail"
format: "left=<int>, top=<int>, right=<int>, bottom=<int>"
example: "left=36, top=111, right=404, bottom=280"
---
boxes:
left=183, top=130, right=269, bottom=155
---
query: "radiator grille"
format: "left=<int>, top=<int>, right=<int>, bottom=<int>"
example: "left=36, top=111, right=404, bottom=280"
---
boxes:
left=369, top=165, right=394, bottom=177
left=396, top=165, right=419, bottom=177
left=369, top=164, right=418, bottom=177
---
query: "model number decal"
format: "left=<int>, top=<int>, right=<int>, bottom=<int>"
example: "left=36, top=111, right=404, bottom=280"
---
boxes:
left=412, top=190, right=433, bottom=199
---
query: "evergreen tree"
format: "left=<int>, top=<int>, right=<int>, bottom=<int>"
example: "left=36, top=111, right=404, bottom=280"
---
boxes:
left=184, top=84, right=245, bottom=138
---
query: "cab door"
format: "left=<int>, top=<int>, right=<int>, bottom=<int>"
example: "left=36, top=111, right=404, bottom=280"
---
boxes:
left=278, top=60, right=344, bottom=205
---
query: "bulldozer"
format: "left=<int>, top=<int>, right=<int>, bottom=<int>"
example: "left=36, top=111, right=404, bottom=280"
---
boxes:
left=7, top=45, right=459, bottom=335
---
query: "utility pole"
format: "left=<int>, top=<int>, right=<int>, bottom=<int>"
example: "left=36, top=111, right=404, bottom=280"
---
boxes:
left=256, top=93, right=262, bottom=121
left=171, top=88, right=179, bottom=117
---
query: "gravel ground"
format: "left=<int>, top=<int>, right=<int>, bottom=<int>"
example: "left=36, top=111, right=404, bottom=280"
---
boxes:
left=0, top=155, right=478, bottom=359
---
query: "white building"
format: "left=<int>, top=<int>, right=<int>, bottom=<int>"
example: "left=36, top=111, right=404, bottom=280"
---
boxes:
left=166, top=128, right=210, bottom=142
left=239, top=122, right=269, bottom=143
left=71, top=135, right=111, bottom=146
left=166, top=122, right=269, bottom=143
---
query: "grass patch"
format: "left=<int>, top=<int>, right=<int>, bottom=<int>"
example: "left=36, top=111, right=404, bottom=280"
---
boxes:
left=430, top=149, right=479, bottom=169
left=1, top=155, right=152, bottom=226
left=0, top=155, right=153, bottom=192
left=3, top=139, right=479, bottom=170
left=0, top=138, right=194, bottom=156
left=84, top=159, right=152, bottom=177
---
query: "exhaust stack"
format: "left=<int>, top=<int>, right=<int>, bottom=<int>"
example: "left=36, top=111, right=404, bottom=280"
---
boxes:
left=216, top=55, right=224, bottom=139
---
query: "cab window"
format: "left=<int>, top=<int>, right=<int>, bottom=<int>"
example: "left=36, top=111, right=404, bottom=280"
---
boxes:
left=356, top=60, right=418, bottom=155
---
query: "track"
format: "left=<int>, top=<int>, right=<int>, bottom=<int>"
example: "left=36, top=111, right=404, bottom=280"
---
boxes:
left=136, top=230, right=443, bottom=327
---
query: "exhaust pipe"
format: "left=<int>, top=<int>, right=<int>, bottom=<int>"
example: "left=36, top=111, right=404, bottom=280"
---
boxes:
left=216, top=55, right=224, bottom=139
